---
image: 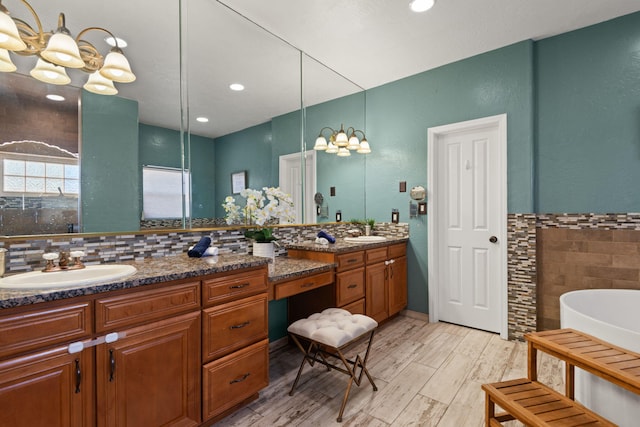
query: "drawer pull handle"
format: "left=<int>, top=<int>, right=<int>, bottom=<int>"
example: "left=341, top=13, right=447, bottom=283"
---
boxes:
left=230, top=321, right=251, bottom=329
left=109, top=349, right=115, bottom=382
left=347, top=284, right=358, bottom=289
left=75, top=359, right=81, bottom=393
left=301, top=282, right=315, bottom=288
left=230, top=372, right=250, bottom=384
left=230, top=283, right=250, bottom=289
left=346, top=258, right=358, bottom=263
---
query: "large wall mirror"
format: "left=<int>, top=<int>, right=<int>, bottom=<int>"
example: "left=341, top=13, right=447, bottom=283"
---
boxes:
left=0, top=0, right=366, bottom=237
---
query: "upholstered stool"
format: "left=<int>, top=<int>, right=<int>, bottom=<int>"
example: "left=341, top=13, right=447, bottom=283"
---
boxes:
left=287, top=308, right=378, bottom=422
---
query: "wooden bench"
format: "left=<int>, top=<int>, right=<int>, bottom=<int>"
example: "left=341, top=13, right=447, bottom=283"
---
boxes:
left=483, top=328, right=640, bottom=426
left=526, top=328, right=640, bottom=399
left=483, top=378, right=614, bottom=426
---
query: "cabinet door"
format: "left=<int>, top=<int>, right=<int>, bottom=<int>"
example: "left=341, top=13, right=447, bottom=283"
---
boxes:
left=388, top=256, right=408, bottom=316
left=0, top=346, right=94, bottom=427
left=97, top=311, right=201, bottom=427
left=366, top=262, right=388, bottom=323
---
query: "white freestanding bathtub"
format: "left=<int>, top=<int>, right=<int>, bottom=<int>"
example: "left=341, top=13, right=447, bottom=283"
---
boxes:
left=560, top=289, right=640, bottom=426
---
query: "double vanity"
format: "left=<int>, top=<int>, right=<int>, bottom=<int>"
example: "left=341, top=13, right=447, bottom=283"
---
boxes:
left=0, top=236, right=407, bottom=427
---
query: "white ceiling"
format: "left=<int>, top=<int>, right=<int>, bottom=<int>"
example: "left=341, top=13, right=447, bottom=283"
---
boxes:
left=7, top=0, right=640, bottom=138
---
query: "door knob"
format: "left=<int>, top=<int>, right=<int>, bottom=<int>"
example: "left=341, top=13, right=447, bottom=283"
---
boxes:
left=489, top=236, right=498, bottom=243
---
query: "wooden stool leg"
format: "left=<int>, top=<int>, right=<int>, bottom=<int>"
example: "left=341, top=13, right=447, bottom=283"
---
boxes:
left=484, top=390, right=494, bottom=426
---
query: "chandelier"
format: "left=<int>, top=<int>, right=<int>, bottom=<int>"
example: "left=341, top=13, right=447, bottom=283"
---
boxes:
left=313, top=124, right=371, bottom=157
left=0, top=0, right=135, bottom=95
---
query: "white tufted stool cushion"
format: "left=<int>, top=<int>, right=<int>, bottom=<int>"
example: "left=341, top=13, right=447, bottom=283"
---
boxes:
left=287, top=308, right=378, bottom=348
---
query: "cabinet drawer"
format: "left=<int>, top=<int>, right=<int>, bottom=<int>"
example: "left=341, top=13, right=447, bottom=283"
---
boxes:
left=274, top=270, right=333, bottom=300
left=0, top=303, right=92, bottom=359
left=336, top=267, right=365, bottom=306
left=341, top=298, right=365, bottom=315
left=202, top=267, right=267, bottom=306
left=366, top=247, right=387, bottom=264
left=202, top=339, right=269, bottom=420
left=202, top=293, right=268, bottom=362
left=388, top=243, right=407, bottom=258
left=336, top=251, right=365, bottom=271
left=95, top=281, right=200, bottom=332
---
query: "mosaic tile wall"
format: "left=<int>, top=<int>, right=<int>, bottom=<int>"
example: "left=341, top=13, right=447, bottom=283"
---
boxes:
left=0, top=222, right=408, bottom=274
left=507, top=214, right=537, bottom=341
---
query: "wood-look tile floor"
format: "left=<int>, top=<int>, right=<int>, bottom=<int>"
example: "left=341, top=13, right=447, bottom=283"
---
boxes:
left=213, top=315, right=564, bottom=426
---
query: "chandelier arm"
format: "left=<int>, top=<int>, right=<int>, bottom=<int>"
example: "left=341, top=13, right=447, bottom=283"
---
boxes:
left=2, top=0, right=48, bottom=54
left=18, top=0, right=44, bottom=40
left=76, top=26, right=119, bottom=49
left=318, top=126, right=337, bottom=137
left=75, top=27, right=119, bottom=72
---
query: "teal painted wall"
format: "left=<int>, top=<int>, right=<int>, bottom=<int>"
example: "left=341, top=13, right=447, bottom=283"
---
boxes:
left=305, top=92, right=367, bottom=222
left=140, top=124, right=216, bottom=219
left=536, top=12, right=640, bottom=213
left=364, top=41, right=535, bottom=313
left=81, top=91, right=140, bottom=232
left=214, top=121, right=274, bottom=217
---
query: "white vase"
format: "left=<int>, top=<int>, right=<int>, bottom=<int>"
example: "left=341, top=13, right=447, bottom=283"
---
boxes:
left=252, top=242, right=274, bottom=258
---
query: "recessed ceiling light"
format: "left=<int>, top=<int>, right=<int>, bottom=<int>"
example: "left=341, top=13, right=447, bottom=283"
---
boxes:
left=410, top=0, right=435, bottom=13
left=229, top=83, right=245, bottom=91
left=105, top=36, right=128, bottom=48
left=46, top=94, right=65, bottom=102
left=196, top=117, right=209, bottom=123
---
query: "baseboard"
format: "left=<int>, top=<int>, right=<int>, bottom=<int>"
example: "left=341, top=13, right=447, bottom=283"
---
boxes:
left=402, top=309, right=429, bottom=323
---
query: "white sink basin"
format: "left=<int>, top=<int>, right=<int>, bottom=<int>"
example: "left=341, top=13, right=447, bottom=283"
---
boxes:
left=344, top=236, right=387, bottom=243
left=0, top=264, right=137, bottom=289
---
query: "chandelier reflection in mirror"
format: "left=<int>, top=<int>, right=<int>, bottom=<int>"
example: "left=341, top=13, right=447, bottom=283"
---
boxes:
left=0, top=0, right=135, bottom=95
left=313, top=124, right=372, bottom=157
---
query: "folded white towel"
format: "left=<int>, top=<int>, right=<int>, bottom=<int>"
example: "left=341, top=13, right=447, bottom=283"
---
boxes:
left=315, top=237, right=329, bottom=245
left=188, top=245, right=219, bottom=257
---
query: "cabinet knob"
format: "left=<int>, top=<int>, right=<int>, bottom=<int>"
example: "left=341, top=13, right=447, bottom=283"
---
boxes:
left=489, top=236, right=498, bottom=243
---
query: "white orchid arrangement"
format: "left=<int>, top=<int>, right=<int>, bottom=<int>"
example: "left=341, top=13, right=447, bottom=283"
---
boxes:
left=222, top=187, right=295, bottom=242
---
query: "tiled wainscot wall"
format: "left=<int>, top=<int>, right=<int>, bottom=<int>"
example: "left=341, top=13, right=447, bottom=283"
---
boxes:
left=537, top=213, right=640, bottom=331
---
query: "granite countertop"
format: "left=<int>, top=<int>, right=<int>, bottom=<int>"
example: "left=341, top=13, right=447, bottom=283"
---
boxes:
left=286, top=236, right=409, bottom=253
left=0, top=253, right=269, bottom=310
left=268, top=257, right=335, bottom=283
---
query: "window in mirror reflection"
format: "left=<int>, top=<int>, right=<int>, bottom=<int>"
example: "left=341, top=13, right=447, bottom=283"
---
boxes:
left=142, top=166, right=190, bottom=219
left=0, top=72, right=80, bottom=236
left=1, top=142, right=79, bottom=235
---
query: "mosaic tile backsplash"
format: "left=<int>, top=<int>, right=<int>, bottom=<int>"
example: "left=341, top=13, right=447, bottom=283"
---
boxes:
left=1, top=222, right=409, bottom=274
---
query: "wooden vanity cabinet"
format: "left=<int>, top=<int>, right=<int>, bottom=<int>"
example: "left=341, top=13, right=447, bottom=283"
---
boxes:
left=96, top=311, right=201, bottom=427
left=0, top=301, right=94, bottom=427
left=367, top=243, right=408, bottom=322
left=94, top=280, right=202, bottom=427
left=0, top=264, right=270, bottom=427
left=289, top=241, right=408, bottom=322
left=0, top=344, right=94, bottom=427
left=201, top=266, right=269, bottom=422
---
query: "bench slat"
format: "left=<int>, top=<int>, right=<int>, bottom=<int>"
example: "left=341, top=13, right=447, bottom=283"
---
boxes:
left=483, top=379, right=616, bottom=427
left=526, top=328, right=640, bottom=396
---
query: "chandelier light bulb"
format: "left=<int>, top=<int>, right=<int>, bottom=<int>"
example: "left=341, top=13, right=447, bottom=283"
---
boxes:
left=0, top=10, right=26, bottom=51
left=0, top=47, right=17, bottom=72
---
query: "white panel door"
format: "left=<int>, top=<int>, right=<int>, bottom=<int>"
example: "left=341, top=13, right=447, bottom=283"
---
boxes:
left=279, top=151, right=316, bottom=224
left=434, top=121, right=503, bottom=333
